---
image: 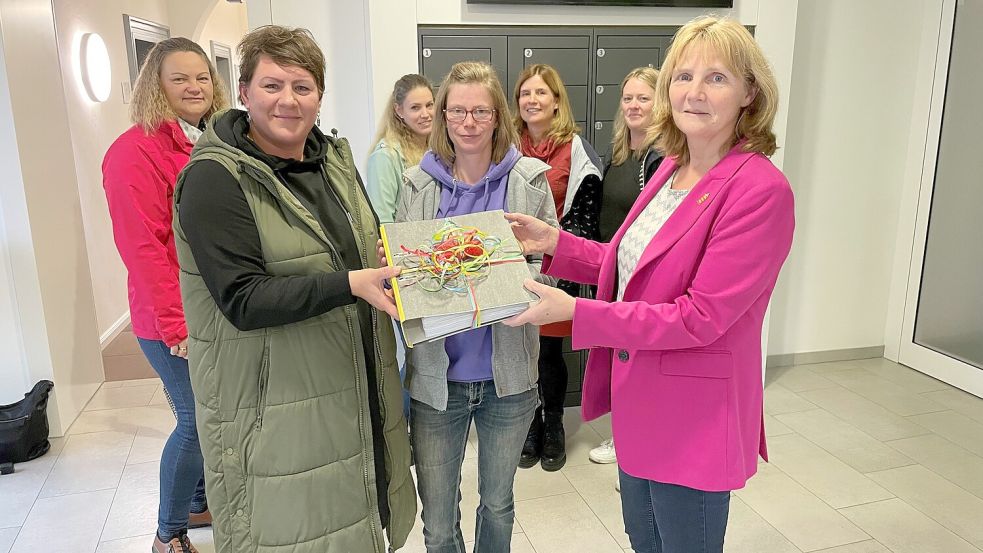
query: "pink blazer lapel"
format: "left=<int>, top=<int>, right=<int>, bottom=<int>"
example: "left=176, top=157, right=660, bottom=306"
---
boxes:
left=624, top=146, right=759, bottom=290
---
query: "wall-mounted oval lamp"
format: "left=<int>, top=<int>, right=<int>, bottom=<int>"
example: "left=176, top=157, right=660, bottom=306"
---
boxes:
left=80, top=32, right=111, bottom=102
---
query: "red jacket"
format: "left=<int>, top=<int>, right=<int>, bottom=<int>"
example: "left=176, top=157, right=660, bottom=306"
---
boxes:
left=102, top=120, right=191, bottom=346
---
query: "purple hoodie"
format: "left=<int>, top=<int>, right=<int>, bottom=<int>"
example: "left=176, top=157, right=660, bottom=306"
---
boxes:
left=419, top=146, right=522, bottom=383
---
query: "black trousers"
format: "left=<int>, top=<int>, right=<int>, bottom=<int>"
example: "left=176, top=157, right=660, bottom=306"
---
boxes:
left=537, top=335, right=568, bottom=415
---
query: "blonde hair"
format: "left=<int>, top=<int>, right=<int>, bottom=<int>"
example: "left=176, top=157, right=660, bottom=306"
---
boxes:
left=512, top=64, right=579, bottom=146
left=238, top=26, right=325, bottom=95
left=372, top=74, right=433, bottom=166
left=129, top=38, right=229, bottom=133
left=652, top=16, right=779, bottom=166
left=610, top=67, right=660, bottom=166
left=430, top=61, right=519, bottom=166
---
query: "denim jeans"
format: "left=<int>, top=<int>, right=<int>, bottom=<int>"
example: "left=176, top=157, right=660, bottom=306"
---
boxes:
left=411, top=382, right=538, bottom=553
left=619, top=468, right=730, bottom=553
left=137, top=338, right=207, bottom=540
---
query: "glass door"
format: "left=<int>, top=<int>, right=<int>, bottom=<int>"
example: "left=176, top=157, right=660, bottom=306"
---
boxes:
left=899, top=0, right=983, bottom=397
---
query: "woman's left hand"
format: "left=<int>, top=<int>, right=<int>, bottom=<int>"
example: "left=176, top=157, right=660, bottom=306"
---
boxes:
left=503, top=279, right=576, bottom=327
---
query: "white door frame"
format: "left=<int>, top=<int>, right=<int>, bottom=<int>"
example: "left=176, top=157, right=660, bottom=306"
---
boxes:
left=886, top=0, right=983, bottom=398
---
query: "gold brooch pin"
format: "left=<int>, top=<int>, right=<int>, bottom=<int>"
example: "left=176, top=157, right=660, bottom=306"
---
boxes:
left=697, top=193, right=710, bottom=204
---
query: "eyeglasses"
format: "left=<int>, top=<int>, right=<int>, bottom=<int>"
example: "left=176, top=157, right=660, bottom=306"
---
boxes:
left=444, top=107, right=496, bottom=123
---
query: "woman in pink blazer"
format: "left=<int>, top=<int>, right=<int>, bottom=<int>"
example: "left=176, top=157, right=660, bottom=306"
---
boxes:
left=505, top=16, right=794, bottom=553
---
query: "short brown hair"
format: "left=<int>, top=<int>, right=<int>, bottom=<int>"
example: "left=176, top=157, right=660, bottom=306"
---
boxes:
left=237, top=25, right=325, bottom=95
left=129, top=37, right=230, bottom=133
left=652, top=16, right=779, bottom=165
left=430, top=61, right=518, bottom=166
left=512, top=64, right=579, bottom=146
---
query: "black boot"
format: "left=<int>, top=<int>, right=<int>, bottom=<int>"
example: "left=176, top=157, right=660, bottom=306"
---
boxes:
left=540, top=411, right=566, bottom=471
left=519, top=408, right=543, bottom=469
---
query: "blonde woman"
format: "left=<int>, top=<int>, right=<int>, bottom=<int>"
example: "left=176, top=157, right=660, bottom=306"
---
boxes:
left=367, top=73, right=435, bottom=223
left=102, top=37, right=229, bottom=553
left=505, top=16, right=794, bottom=552
left=397, top=61, right=558, bottom=552
left=512, top=63, right=602, bottom=472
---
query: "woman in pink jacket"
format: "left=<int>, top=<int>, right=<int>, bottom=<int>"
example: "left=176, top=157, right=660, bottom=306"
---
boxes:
left=505, top=16, right=794, bottom=553
left=102, top=38, right=229, bottom=553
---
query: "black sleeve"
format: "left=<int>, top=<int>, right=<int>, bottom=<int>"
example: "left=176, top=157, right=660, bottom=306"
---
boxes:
left=178, top=160, right=355, bottom=331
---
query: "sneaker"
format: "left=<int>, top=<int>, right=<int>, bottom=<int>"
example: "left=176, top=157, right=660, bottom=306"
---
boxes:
left=188, top=508, right=212, bottom=529
left=589, top=438, right=617, bottom=464
left=153, top=530, right=199, bottom=553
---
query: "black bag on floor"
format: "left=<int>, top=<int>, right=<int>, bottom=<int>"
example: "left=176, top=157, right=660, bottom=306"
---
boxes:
left=0, top=380, right=54, bottom=466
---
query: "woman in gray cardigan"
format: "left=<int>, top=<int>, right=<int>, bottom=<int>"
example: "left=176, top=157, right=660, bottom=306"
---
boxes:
left=394, top=61, right=557, bottom=553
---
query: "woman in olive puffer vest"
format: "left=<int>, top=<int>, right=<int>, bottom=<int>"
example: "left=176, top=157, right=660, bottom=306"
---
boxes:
left=173, top=26, right=416, bottom=553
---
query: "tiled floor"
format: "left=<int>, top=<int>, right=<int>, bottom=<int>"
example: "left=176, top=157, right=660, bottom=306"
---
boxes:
left=2, top=357, right=983, bottom=552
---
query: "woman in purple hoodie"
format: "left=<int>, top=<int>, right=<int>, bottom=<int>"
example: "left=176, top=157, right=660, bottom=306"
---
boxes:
left=395, top=61, right=559, bottom=553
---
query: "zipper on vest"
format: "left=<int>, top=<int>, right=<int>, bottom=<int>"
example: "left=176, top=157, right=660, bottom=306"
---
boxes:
left=255, top=341, right=270, bottom=430
left=323, top=163, right=385, bottom=550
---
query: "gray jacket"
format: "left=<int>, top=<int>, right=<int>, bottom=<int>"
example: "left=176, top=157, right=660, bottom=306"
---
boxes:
left=396, top=156, right=559, bottom=411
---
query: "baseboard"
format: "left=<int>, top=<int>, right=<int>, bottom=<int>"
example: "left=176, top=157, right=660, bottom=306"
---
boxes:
left=100, top=313, right=131, bottom=350
left=766, top=345, right=885, bottom=369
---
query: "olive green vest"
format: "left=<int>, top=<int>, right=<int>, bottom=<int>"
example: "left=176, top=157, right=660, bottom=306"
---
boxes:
left=173, top=115, right=415, bottom=553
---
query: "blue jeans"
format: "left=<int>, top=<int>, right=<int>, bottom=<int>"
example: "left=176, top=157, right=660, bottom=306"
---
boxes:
left=137, top=338, right=207, bottom=539
left=411, top=382, right=538, bottom=553
left=619, top=469, right=730, bottom=553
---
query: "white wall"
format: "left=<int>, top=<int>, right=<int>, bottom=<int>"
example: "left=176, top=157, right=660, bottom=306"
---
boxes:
left=767, top=0, right=928, bottom=356
left=0, top=0, right=105, bottom=434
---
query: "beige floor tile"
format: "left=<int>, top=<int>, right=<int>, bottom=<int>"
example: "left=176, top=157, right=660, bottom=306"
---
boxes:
left=798, top=387, right=929, bottom=442
left=122, top=377, right=162, bottom=387
left=907, top=410, right=983, bottom=458
left=922, top=388, right=983, bottom=425
left=813, top=540, right=890, bottom=552
left=562, top=462, right=629, bottom=548
left=512, top=462, right=575, bottom=501
left=764, top=414, right=795, bottom=437
left=9, top=489, right=115, bottom=553
left=885, top=434, right=983, bottom=499
left=848, top=358, right=950, bottom=394
left=801, top=360, right=863, bottom=374
left=95, top=534, right=155, bottom=553
left=0, top=528, right=18, bottom=553
left=766, top=434, right=893, bottom=508
left=101, top=461, right=160, bottom=542
left=839, top=498, right=978, bottom=553
left=586, top=412, right=613, bottom=441
left=39, top=431, right=134, bottom=498
left=724, top=496, right=801, bottom=553
left=0, top=441, right=62, bottom=528
left=768, top=366, right=839, bottom=393
left=186, top=527, right=215, bottom=553
left=100, top=381, right=125, bottom=389
left=68, top=404, right=175, bottom=436
left=764, top=384, right=819, bottom=415
left=84, top=384, right=159, bottom=411
left=126, top=425, right=171, bottom=465
left=516, top=492, right=623, bottom=553
left=734, top=464, right=869, bottom=551
left=821, top=371, right=947, bottom=416
left=149, top=385, right=169, bottom=406
left=775, top=408, right=914, bottom=473
left=866, top=464, right=983, bottom=548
